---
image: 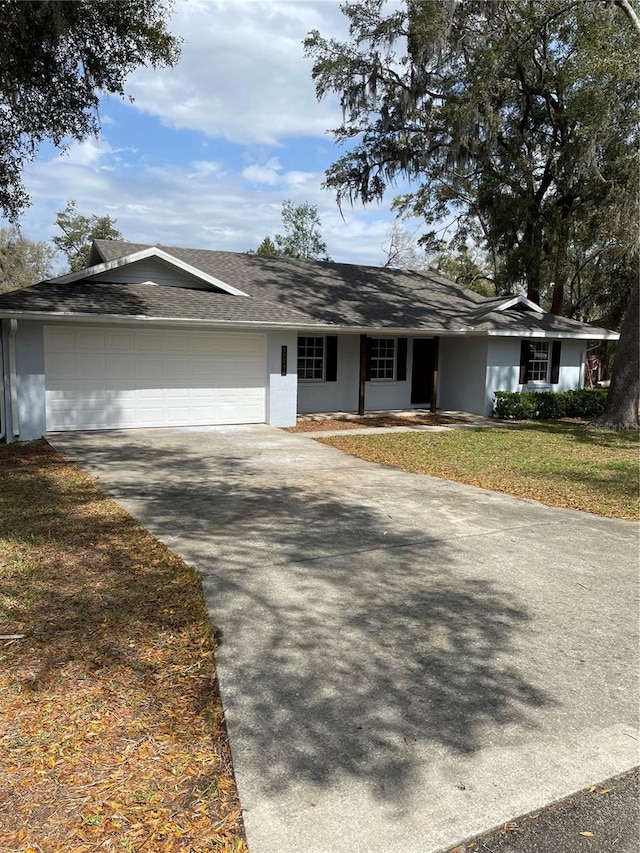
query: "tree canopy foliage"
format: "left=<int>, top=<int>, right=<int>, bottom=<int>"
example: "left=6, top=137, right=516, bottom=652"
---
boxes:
left=53, top=200, right=123, bottom=272
left=0, top=227, right=57, bottom=293
left=306, top=0, right=639, bottom=427
left=305, top=0, right=638, bottom=308
left=253, top=200, right=331, bottom=261
left=0, top=0, right=180, bottom=221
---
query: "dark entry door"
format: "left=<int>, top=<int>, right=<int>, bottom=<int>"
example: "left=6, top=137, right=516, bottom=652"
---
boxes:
left=411, top=338, right=438, bottom=407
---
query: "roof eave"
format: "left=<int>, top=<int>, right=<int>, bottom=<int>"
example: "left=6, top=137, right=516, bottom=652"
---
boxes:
left=0, top=309, right=620, bottom=339
left=484, top=328, right=619, bottom=340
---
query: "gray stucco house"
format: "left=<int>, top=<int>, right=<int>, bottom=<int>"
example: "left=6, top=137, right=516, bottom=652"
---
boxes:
left=0, top=239, right=618, bottom=441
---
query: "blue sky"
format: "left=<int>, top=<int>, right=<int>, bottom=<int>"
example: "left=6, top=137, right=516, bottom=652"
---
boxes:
left=10, top=0, right=410, bottom=269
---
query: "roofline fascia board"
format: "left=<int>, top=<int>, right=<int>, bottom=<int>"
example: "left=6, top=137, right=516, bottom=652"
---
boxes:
left=484, top=329, right=619, bottom=340
left=0, top=310, right=619, bottom=339
left=0, top=311, right=467, bottom=334
left=46, top=247, right=250, bottom=297
left=494, top=295, right=544, bottom=313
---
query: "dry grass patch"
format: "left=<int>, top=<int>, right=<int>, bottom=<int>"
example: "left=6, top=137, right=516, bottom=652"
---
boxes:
left=0, top=440, right=246, bottom=853
left=319, top=422, right=639, bottom=520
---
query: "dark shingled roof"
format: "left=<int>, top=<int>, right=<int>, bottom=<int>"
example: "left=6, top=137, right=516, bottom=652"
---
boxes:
left=0, top=239, right=617, bottom=338
left=0, top=280, right=311, bottom=325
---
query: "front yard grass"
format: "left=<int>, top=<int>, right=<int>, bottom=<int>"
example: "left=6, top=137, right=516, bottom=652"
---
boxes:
left=0, top=440, right=247, bottom=853
left=318, top=422, right=639, bottom=520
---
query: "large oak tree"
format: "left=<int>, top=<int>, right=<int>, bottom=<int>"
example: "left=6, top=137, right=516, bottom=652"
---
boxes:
left=305, top=0, right=639, bottom=428
left=0, top=0, right=180, bottom=221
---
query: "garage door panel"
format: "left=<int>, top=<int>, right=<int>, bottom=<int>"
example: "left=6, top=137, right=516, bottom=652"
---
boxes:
left=110, top=331, right=136, bottom=349
left=79, top=354, right=109, bottom=378
left=78, top=330, right=108, bottom=351
left=44, top=327, right=267, bottom=430
left=135, top=357, right=164, bottom=380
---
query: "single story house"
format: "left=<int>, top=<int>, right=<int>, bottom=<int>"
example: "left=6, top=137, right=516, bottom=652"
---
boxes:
left=0, top=239, right=618, bottom=441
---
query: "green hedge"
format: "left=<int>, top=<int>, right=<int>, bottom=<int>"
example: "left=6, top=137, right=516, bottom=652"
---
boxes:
left=493, top=389, right=608, bottom=420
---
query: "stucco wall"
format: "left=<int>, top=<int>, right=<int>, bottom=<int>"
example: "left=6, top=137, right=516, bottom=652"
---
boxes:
left=485, top=338, right=586, bottom=415
left=364, top=374, right=412, bottom=410
left=14, top=320, right=46, bottom=441
left=1, top=320, right=10, bottom=439
left=266, top=330, right=298, bottom=427
left=297, top=335, right=360, bottom=413
left=438, top=337, right=488, bottom=415
left=555, top=340, right=586, bottom=391
left=296, top=334, right=414, bottom=414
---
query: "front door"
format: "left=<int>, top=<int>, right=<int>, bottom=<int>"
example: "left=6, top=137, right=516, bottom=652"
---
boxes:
left=411, top=338, right=438, bottom=409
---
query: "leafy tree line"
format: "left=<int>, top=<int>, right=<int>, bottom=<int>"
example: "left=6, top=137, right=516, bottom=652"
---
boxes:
left=0, top=200, right=122, bottom=292
left=305, top=0, right=639, bottom=428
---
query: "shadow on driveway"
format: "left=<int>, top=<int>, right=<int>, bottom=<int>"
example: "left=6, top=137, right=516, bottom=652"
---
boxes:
left=49, top=426, right=638, bottom=852
left=51, top=429, right=548, bottom=800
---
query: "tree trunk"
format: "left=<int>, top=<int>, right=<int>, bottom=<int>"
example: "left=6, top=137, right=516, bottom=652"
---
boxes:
left=591, top=281, right=639, bottom=429
left=550, top=217, right=569, bottom=315
left=522, top=214, right=543, bottom=305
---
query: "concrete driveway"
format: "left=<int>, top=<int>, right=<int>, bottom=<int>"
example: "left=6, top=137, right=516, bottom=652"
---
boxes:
left=50, top=425, right=639, bottom=853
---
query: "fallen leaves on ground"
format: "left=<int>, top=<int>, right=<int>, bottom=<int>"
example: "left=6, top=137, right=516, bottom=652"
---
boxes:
left=318, top=422, right=639, bottom=519
left=0, top=440, right=247, bottom=853
left=285, top=412, right=466, bottom=432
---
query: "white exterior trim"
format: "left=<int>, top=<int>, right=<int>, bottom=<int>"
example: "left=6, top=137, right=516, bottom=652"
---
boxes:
left=494, top=295, right=544, bottom=313
left=8, top=319, right=19, bottom=436
left=484, top=329, right=618, bottom=340
left=0, top=310, right=620, bottom=341
left=47, top=246, right=250, bottom=297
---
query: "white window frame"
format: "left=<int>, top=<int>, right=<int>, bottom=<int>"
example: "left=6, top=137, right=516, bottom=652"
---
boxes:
left=297, top=336, right=325, bottom=382
left=369, top=337, right=396, bottom=381
left=527, top=341, right=551, bottom=383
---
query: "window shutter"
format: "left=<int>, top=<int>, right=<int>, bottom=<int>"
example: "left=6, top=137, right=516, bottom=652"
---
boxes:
left=519, top=341, right=531, bottom=384
left=550, top=341, right=561, bottom=384
left=365, top=337, right=372, bottom=381
left=396, top=338, right=407, bottom=381
left=325, top=336, right=338, bottom=382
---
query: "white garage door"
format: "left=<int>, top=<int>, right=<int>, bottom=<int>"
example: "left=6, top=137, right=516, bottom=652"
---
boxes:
left=44, top=326, right=267, bottom=431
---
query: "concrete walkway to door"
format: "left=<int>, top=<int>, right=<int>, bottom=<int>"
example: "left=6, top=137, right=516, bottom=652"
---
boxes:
left=49, top=425, right=639, bottom=853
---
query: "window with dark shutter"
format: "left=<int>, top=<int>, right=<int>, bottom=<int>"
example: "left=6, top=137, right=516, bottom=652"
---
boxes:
left=369, top=338, right=396, bottom=380
left=325, top=336, right=338, bottom=382
left=519, top=341, right=531, bottom=384
left=365, top=337, right=372, bottom=381
left=521, top=341, right=553, bottom=383
left=396, top=338, right=407, bottom=381
left=297, top=336, right=325, bottom=380
left=550, top=341, right=561, bottom=384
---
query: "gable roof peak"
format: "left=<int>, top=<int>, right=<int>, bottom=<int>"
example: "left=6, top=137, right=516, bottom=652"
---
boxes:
left=52, top=243, right=249, bottom=297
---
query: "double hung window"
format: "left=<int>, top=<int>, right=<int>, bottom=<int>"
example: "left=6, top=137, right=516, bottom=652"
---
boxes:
left=369, top=338, right=395, bottom=380
left=520, top=340, right=561, bottom=385
left=297, top=336, right=325, bottom=381
left=528, top=341, right=550, bottom=382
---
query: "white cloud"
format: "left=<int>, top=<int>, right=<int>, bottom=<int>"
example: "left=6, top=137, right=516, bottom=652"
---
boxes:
left=242, top=164, right=281, bottom=185
left=125, top=0, right=347, bottom=143
left=60, top=137, right=114, bottom=167
left=18, top=147, right=394, bottom=266
left=283, top=170, right=314, bottom=187
left=189, top=160, right=225, bottom=177
left=9, top=1, right=407, bottom=268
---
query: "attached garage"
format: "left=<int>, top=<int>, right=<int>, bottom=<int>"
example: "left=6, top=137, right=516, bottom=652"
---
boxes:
left=0, top=240, right=619, bottom=443
left=44, top=326, right=267, bottom=431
